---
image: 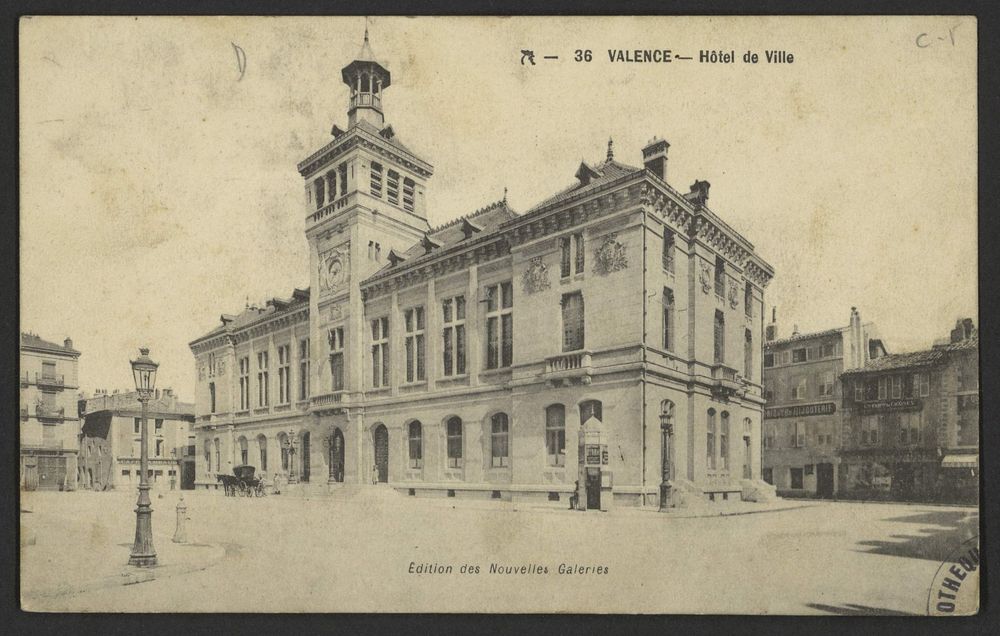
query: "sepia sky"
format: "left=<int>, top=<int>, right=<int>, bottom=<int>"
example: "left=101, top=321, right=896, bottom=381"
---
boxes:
left=20, top=16, right=977, bottom=400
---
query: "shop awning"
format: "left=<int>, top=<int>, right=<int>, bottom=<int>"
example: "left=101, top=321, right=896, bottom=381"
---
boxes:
left=941, top=454, right=978, bottom=469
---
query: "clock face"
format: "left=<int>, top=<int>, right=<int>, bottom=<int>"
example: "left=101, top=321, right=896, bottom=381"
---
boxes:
left=320, top=251, right=348, bottom=291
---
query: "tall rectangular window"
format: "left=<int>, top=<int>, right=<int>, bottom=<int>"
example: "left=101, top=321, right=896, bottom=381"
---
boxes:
left=744, top=282, right=753, bottom=316
left=854, top=379, right=864, bottom=402
left=326, top=169, right=337, bottom=202
left=209, top=382, right=216, bottom=413
left=545, top=404, right=566, bottom=467
left=239, top=356, right=250, bottom=410
left=891, top=375, right=902, bottom=399
left=446, top=417, right=463, bottom=468
left=820, top=372, right=835, bottom=396
left=329, top=328, right=345, bottom=391
left=720, top=413, right=730, bottom=470
left=792, top=377, right=807, bottom=400
left=257, top=351, right=269, bottom=407
left=662, top=288, right=674, bottom=351
left=561, top=292, right=585, bottom=352
left=490, top=413, right=510, bottom=468
left=744, top=329, right=753, bottom=380
left=714, top=310, right=725, bottom=363
left=714, top=256, right=725, bottom=296
left=338, top=162, right=347, bottom=196
left=402, top=178, right=415, bottom=213
left=404, top=307, right=426, bottom=383
left=371, top=317, right=390, bottom=388
left=878, top=377, right=887, bottom=399
left=794, top=421, right=805, bottom=447
left=442, top=295, right=466, bottom=376
left=559, top=233, right=584, bottom=278
left=298, top=338, right=310, bottom=400
left=485, top=282, right=513, bottom=369
left=662, top=229, right=675, bottom=273
left=42, top=361, right=56, bottom=379
left=707, top=411, right=717, bottom=470
left=386, top=169, right=400, bottom=205
left=277, top=345, right=291, bottom=404
left=916, top=372, right=930, bottom=397
left=370, top=161, right=383, bottom=198
left=314, top=177, right=325, bottom=210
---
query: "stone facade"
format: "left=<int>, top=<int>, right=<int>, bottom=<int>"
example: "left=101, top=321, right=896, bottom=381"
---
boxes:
left=761, top=308, right=885, bottom=498
left=188, top=34, right=775, bottom=507
left=77, top=389, right=196, bottom=492
left=839, top=319, right=979, bottom=504
left=19, top=332, right=81, bottom=490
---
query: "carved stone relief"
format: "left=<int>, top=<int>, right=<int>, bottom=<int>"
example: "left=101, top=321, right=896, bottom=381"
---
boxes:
left=593, top=233, right=628, bottom=275
left=521, top=256, right=551, bottom=294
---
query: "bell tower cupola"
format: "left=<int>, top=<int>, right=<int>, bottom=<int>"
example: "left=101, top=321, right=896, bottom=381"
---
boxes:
left=341, top=27, right=390, bottom=129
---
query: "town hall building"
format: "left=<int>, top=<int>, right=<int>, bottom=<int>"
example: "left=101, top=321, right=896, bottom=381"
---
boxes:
left=188, top=30, right=776, bottom=508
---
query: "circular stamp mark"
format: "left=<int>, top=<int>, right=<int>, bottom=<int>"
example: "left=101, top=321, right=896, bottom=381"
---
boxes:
left=926, top=535, right=980, bottom=616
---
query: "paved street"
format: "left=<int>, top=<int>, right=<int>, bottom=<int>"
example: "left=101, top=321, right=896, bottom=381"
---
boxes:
left=21, top=489, right=978, bottom=614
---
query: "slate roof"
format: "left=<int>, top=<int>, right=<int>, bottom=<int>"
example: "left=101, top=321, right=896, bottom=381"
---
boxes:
left=190, top=288, right=310, bottom=345
left=364, top=200, right=518, bottom=284
left=20, top=332, right=80, bottom=356
left=524, top=158, right=642, bottom=215
left=841, top=337, right=977, bottom=375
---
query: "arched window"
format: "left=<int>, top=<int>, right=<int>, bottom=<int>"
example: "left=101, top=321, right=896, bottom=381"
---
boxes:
left=278, top=432, right=289, bottom=472
left=408, top=421, right=423, bottom=469
left=545, top=405, right=566, bottom=467
left=579, top=399, right=603, bottom=425
left=238, top=436, right=248, bottom=465
left=446, top=417, right=463, bottom=469
left=720, top=411, right=730, bottom=471
left=213, top=438, right=221, bottom=473
left=257, top=434, right=268, bottom=472
left=203, top=440, right=211, bottom=473
left=706, top=409, right=716, bottom=470
left=490, top=413, right=509, bottom=468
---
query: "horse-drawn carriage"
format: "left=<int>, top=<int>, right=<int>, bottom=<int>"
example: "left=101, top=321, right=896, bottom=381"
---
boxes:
left=216, top=465, right=266, bottom=497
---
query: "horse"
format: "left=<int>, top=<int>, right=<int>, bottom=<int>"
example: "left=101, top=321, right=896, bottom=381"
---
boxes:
left=216, top=473, right=237, bottom=496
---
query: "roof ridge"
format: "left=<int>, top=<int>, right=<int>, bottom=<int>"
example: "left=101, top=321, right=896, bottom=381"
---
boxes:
left=428, top=199, right=512, bottom=234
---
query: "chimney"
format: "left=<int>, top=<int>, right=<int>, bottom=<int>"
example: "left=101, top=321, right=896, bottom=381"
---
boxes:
left=688, top=180, right=710, bottom=206
left=792, top=324, right=800, bottom=337
left=642, top=137, right=670, bottom=181
left=765, top=306, right=778, bottom=341
left=847, top=306, right=865, bottom=369
left=64, top=337, right=73, bottom=350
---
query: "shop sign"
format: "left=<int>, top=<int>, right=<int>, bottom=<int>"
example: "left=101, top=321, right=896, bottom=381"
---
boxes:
left=764, top=402, right=836, bottom=419
left=860, top=398, right=922, bottom=414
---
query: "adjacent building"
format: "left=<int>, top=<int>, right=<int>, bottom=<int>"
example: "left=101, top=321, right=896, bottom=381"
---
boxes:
left=839, top=318, right=979, bottom=504
left=19, top=332, right=82, bottom=490
left=189, top=30, right=777, bottom=508
left=77, top=389, right=196, bottom=491
left=760, top=308, right=886, bottom=497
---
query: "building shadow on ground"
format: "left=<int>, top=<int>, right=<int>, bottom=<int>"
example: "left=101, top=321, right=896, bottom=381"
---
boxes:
left=805, top=602, right=919, bottom=616
left=855, top=510, right=979, bottom=562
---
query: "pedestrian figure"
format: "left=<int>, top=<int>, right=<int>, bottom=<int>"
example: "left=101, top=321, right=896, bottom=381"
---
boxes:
left=371, top=463, right=379, bottom=485
left=273, top=471, right=283, bottom=495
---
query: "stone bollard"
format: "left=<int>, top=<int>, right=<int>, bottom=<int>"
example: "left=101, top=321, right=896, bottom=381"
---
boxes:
left=172, top=495, right=188, bottom=544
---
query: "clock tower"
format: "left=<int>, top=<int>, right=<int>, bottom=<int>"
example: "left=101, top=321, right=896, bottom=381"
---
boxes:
left=296, top=26, right=434, bottom=408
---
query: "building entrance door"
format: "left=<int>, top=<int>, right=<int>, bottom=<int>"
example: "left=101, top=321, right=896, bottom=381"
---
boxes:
left=816, top=462, right=834, bottom=498
left=329, top=428, right=345, bottom=483
left=37, top=455, right=67, bottom=490
left=181, top=461, right=195, bottom=489
left=585, top=468, right=601, bottom=510
left=301, top=432, right=311, bottom=482
left=373, top=425, right=389, bottom=483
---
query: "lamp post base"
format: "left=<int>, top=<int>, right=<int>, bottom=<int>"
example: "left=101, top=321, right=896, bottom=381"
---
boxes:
left=658, top=482, right=673, bottom=511
left=129, top=484, right=158, bottom=567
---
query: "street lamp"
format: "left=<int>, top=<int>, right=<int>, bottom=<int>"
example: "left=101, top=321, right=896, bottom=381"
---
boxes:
left=659, top=404, right=674, bottom=512
left=128, top=347, right=158, bottom=567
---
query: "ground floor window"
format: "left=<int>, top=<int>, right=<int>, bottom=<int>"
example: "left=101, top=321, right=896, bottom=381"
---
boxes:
left=762, top=467, right=773, bottom=484
left=491, top=413, right=509, bottom=468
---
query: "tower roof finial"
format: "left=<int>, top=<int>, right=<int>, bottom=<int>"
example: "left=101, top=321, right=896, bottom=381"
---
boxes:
left=364, top=16, right=370, bottom=43
left=607, top=137, right=614, bottom=162
left=503, top=186, right=508, bottom=203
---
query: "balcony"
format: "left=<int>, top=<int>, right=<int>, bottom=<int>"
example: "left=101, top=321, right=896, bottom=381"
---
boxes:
left=710, top=363, right=744, bottom=400
left=543, top=350, right=593, bottom=387
left=36, top=373, right=65, bottom=390
left=311, top=391, right=350, bottom=413
left=35, top=404, right=66, bottom=422
left=349, top=91, right=382, bottom=112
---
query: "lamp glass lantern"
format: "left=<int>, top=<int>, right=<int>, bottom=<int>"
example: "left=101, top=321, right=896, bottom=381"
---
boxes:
left=131, top=347, right=159, bottom=397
